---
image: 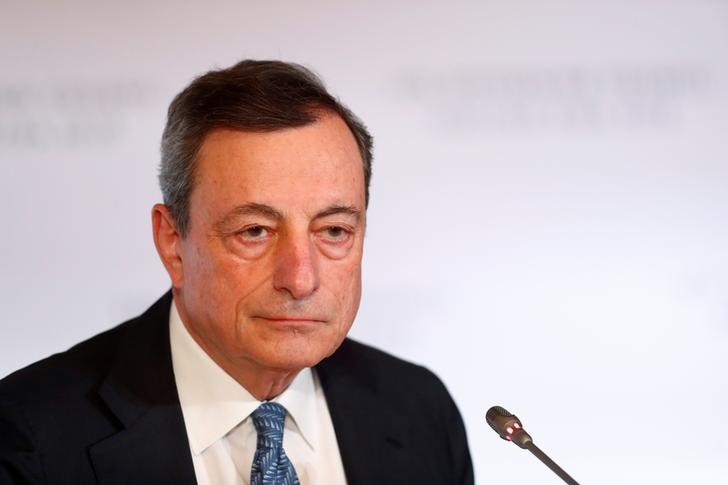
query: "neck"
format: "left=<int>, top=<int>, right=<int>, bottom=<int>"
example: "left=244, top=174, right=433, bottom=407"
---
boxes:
left=188, top=322, right=301, bottom=400
left=231, top=365, right=300, bottom=401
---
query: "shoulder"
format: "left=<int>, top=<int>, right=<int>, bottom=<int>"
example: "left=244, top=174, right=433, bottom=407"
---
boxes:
left=0, top=291, right=171, bottom=413
left=318, top=338, right=458, bottom=417
left=325, top=338, right=447, bottom=389
left=0, top=293, right=176, bottom=483
left=0, top=322, right=127, bottom=480
left=0, top=319, right=129, bottom=404
left=317, top=338, right=475, bottom=484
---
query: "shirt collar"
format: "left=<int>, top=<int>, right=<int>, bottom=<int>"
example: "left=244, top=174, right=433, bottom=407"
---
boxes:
left=169, top=299, right=320, bottom=455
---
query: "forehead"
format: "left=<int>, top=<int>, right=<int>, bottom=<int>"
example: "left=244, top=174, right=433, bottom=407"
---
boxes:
left=191, top=114, right=365, bottom=215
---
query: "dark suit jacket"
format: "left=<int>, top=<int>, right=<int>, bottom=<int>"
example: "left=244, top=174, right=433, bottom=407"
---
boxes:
left=0, top=293, right=473, bottom=484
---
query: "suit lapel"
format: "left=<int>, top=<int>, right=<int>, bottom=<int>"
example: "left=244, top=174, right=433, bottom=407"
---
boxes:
left=316, top=339, right=410, bottom=485
left=89, top=292, right=197, bottom=485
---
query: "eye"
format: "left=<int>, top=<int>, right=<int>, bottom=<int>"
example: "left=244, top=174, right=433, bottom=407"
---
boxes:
left=315, top=224, right=356, bottom=259
left=238, top=225, right=270, bottom=242
left=319, top=225, right=353, bottom=244
left=325, top=226, right=346, bottom=239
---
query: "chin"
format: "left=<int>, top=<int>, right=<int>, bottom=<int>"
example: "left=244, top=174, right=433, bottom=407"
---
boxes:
left=260, top=354, right=322, bottom=372
left=260, top=339, right=341, bottom=371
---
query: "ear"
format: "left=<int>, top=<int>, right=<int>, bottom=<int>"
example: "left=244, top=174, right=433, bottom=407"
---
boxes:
left=152, top=203, right=185, bottom=288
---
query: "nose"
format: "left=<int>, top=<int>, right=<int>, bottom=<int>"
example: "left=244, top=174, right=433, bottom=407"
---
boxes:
left=272, top=231, right=320, bottom=300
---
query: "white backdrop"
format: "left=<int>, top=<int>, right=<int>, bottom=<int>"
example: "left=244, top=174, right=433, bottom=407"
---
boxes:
left=2, top=1, right=727, bottom=483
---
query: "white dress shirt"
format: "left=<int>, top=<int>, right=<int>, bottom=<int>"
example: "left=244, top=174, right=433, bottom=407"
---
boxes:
left=169, top=301, right=348, bottom=485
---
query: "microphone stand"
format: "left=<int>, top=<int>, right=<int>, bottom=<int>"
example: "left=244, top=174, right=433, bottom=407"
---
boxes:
left=525, top=442, right=579, bottom=485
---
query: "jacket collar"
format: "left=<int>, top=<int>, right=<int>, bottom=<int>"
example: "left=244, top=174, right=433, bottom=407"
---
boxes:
left=89, top=291, right=198, bottom=485
left=316, top=339, right=410, bottom=485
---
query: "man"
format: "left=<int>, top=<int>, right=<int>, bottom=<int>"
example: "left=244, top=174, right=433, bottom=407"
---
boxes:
left=0, top=60, right=473, bottom=484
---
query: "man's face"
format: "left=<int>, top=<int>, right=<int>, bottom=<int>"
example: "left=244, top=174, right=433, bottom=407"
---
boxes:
left=173, top=113, right=365, bottom=375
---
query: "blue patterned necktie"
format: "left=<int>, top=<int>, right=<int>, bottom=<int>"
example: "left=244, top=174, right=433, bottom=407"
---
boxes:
left=250, top=402, right=300, bottom=485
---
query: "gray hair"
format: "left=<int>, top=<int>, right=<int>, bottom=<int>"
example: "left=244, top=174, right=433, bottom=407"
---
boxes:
left=159, top=60, right=373, bottom=236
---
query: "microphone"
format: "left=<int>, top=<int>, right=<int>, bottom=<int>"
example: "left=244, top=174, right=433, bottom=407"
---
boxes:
left=486, top=405, right=580, bottom=485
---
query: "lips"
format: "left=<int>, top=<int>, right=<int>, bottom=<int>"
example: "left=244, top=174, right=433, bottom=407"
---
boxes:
left=252, top=315, right=327, bottom=325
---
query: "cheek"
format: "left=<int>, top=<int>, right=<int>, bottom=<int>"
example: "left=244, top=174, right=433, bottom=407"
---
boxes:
left=334, top=263, right=362, bottom=323
left=329, top=272, right=361, bottom=352
left=181, top=242, right=241, bottom=322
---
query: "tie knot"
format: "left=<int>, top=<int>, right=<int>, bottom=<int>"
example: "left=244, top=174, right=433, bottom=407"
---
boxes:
left=251, top=402, right=287, bottom=440
left=250, top=402, right=299, bottom=484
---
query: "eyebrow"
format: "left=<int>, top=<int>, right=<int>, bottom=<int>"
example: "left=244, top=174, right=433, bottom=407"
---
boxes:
left=314, top=205, right=361, bottom=221
left=213, top=203, right=282, bottom=233
left=214, top=202, right=362, bottom=233
left=226, top=202, right=282, bottom=220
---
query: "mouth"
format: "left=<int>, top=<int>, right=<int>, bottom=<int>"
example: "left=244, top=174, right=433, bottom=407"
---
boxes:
left=252, top=315, right=327, bottom=328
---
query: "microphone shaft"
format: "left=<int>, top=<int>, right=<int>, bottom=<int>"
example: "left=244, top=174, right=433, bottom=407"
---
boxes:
left=525, top=442, right=579, bottom=485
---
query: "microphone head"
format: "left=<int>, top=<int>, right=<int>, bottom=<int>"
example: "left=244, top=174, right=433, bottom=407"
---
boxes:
left=486, top=405, right=533, bottom=449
